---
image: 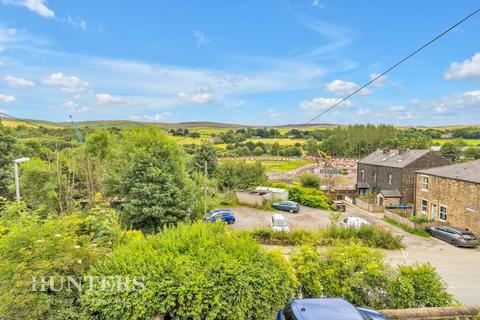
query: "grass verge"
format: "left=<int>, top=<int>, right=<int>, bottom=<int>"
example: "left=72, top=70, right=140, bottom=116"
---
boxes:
left=384, top=217, right=430, bottom=238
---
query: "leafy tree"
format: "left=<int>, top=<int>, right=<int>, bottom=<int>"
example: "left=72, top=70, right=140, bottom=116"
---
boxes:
left=252, top=146, right=264, bottom=156
left=191, top=142, right=217, bottom=176
left=80, top=222, right=297, bottom=320
left=106, top=129, right=196, bottom=232
left=17, top=158, right=60, bottom=214
left=270, top=142, right=280, bottom=156
left=463, top=147, right=480, bottom=160
left=0, top=124, right=16, bottom=198
left=215, top=160, right=267, bottom=191
left=299, top=173, right=321, bottom=189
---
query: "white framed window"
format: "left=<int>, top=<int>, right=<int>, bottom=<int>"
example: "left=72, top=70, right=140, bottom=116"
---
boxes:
left=388, top=173, right=393, bottom=185
left=439, top=205, right=447, bottom=221
left=373, top=170, right=377, bottom=182
left=421, top=175, right=429, bottom=191
left=421, top=199, right=428, bottom=213
left=360, top=169, right=365, bottom=179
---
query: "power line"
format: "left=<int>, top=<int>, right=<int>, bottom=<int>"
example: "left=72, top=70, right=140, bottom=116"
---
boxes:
left=0, top=111, right=42, bottom=128
left=305, top=7, right=480, bottom=125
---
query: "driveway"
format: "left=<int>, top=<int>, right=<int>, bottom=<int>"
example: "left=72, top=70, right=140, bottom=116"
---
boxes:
left=228, top=204, right=480, bottom=305
left=230, top=206, right=331, bottom=231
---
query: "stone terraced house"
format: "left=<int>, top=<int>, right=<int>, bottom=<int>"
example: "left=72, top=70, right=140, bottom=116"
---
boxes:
left=357, top=148, right=451, bottom=206
left=415, top=159, right=480, bottom=234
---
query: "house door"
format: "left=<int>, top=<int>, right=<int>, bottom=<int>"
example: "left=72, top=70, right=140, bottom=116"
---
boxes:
left=431, top=204, right=437, bottom=220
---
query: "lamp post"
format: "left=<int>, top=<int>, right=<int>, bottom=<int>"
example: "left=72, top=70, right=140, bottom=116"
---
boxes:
left=13, top=157, right=30, bottom=202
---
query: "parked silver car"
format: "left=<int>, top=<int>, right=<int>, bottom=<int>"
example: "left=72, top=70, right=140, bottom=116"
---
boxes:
left=427, top=226, right=478, bottom=248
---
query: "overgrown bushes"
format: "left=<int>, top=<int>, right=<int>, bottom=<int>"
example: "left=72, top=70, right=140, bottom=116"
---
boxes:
left=245, top=225, right=403, bottom=250
left=299, top=173, right=321, bottom=189
left=80, top=222, right=297, bottom=320
left=291, top=243, right=454, bottom=309
left=288, top=185, right=330, bottom=209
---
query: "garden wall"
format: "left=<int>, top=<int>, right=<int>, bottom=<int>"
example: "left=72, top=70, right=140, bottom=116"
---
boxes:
left=384, top=210, right=447, bottom=230
left=380, top=305, right=480, bottom=320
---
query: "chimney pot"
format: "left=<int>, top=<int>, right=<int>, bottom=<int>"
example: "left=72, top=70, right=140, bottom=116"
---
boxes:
left=382, top=148, right=390, bottom=155
left=398, top=148, right=406, bottom=155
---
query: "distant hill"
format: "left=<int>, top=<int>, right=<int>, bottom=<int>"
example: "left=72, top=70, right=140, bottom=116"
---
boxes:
left=1, top=117, right=479, bottom=130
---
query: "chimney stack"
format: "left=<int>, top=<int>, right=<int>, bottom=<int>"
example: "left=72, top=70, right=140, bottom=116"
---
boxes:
left=382, top=148, right=390, bottom=155
left=398, top=148, right=406, bottom=155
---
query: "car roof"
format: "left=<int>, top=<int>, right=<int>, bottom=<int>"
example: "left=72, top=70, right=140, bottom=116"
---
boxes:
left=272, top=213, right=286, bottom=219
left=444, top=226, right=471, bottom=233
left=291, top=298, right=365, bottom=320
left=213, top=209, right=233, bottom=214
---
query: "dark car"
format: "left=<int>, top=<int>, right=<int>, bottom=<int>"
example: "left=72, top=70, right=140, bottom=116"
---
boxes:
left=329, top=200, right=346, bottom=212
left=427, top=226, right=478, bottom=248
left=272, top=201, right=300, bottom=213
left=205, top=209, right=236, bottom=224
left=277, top=298, right=388, bottom=320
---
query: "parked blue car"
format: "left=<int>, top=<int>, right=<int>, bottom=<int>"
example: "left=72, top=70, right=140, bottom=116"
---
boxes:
left=276, top=298, right=389, bottom=320
left=205, top=209, right=236, bottom=224
left=272, top=201, right=300, bottom=213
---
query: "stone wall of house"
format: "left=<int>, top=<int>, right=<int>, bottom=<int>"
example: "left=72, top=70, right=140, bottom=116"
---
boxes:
left=357, top=163, right=402, bottom=194
left=415, top=173, right=480, bottom=234
left=400, top=151, right=451, bottom=205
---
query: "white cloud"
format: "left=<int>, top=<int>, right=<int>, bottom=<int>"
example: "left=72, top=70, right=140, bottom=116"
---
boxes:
left=357, top=108, right=371, bottom=115
left=311, top=0, right=325, bottom=8
left=44, top=73, right=89, bottom=92
left=300, top=97, right=351, bottom=111
left=66, top=16, right=87, bottom=30
left=178, top=91, right=215, bottom=104
left=265, top=108, right=282, bottom=119
left=397, top=112, right=414, bottom=120
left=369, top=73, right=388, bottom=87
left=435, top=105, right=447, bottom=113
left=193, top=31, right=210, bottom=47
left=1, top=0, right=55, bottom=18
left=444, top=52, right=480, bottom=80
left=96, top=93, right=136, bottom=106
left=129, top=115, right=141, bottom=120
left=388, top=105, right=405, bottom=112
left=464, top=90, right=480, bottom=98
left=0, top=94, right=17, bottom=103
left=144, top=112, right=171, bottom=121
left=4, top=75, right=35, bottom=88
left=63, top=100, right=89, bottom=113
left=0, top=28, right=18, bottom=43
left=324, top=79, right=370, bottom=96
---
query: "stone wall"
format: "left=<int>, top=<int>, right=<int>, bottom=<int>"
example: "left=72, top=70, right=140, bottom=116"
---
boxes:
left=401, top=151, right=451, bottom=205
left=415, top=173, right=480, bottom=234
left=380, top=304, right=480, bottom=320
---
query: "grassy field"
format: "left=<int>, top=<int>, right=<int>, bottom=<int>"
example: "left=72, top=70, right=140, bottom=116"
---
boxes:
left=245, top=159, right=315, bottom=173
left=432, top=139, right=480, bottom=146
left=0, top=118, right=64, bottom=129
left=245, top=138, right=306, bottom=146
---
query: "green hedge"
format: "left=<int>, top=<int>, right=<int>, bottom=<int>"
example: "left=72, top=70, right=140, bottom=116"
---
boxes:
left=292, top=244, right=454, bottom=309
left=287, top=185, right=330, bottom=209
left=245, top=225, right=403, bottom=250
left=81, top=222, right=297, bottom=320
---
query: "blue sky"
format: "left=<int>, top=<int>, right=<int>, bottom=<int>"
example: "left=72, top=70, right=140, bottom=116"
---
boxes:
left=0, top=0, right=480, bottom=125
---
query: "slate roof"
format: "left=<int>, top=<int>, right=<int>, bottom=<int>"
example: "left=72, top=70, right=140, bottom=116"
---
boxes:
left=359, top=149, right=431, bottom=168
left=416, top=159, right=480, bottom=184
left=379, top=189, right=402, bottom=198
left=356, top=181, right=370, bottom=189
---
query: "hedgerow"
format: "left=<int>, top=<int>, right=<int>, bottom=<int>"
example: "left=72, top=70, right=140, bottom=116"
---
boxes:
left=80, top=222, right=297, bottom=320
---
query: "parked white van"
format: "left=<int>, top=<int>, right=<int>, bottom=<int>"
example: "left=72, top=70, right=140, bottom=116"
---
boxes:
left=271, top=214, right=290, bottom=232
left=340, top=217, right=370, bottom=228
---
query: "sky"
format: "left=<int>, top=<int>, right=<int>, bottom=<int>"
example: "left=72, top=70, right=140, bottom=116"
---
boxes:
left=0, top=0, right=480, bottom=126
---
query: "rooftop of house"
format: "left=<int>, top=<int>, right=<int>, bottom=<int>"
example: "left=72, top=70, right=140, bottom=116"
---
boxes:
left=417, top=159, right=480, bottom=184
left=358, top=148, right=431, bottom=168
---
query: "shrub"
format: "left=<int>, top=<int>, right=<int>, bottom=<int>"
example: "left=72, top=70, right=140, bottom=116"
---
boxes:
left=292, top=243, right=391, bottom=307
left=80, top=222, right=297, bottom=320
left=387, top=263, right=454, bottom=308
left=385, top=217, right=430, bottom=238
left=245, top=225, right=403, bottom=250
left=288, top=185, right=330, bottom=209
left=0, top=204, right=120, bottom=319
left=409, top=215, right=431, bottom=223
left=299, top=173, right=321, bottom=189
left=215, top=160, right=267, bottom=191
